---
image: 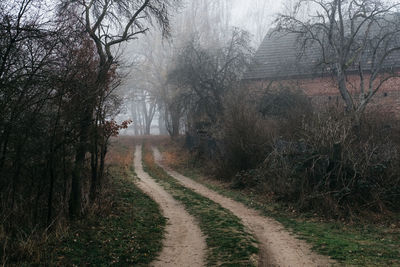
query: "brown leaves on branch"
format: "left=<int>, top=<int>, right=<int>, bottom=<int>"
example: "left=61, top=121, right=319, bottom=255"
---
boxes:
left=103, top=119, right=132, bottom=137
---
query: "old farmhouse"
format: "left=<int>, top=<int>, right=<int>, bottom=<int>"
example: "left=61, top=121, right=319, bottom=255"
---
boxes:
left=243, top=26, right=400, bottom=117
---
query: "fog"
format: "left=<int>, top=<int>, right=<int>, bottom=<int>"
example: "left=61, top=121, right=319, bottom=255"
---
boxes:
left=231, top=0, right=290, bottom=44
left=3, top=0, right=400, bottom=262
left=117, top=0, right=292, bottom=135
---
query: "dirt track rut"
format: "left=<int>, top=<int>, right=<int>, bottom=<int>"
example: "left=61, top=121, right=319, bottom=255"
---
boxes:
left=134, top=145, right=206, bottom=267
left=153, top=147, right=334, bottom=267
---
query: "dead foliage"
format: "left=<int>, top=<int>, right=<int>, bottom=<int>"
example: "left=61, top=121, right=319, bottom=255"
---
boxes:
left=236, top=110, right=400, bottom=219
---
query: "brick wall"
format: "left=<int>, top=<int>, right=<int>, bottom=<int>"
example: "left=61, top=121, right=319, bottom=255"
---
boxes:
left=245, top=75, right=400, bottom=117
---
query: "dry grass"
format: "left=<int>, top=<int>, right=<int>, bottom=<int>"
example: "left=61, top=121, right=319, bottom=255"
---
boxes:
left=106, top=137, right=135, bottom=168
left=162, top=145, right=191, bottom=169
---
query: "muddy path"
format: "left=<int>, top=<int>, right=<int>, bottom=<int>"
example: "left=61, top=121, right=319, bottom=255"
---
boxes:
left=134, top=145, right=206, bottom=267
left=153, top=147, right=334, bottom=267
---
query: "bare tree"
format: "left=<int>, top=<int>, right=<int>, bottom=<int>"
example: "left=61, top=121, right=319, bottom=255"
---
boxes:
left=168, top=29, right=253, bottom=126
left=276, top=0, right=400, bottom=114
left=129, top=87, right=157, bottom=135
left=163, top=83, right=190, bottom=137
left=126, top=31, right=170, bottom=135
left=0, top=0, right=114, bottom=232
left=129, top=99, right=143, bottom=135
left=59, top=0, right=181, bottom=217
left=122, top=0, right=243, bottom=138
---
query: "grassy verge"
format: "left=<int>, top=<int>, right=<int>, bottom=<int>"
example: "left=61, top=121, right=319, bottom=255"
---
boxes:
left=47, top=164, right=166, bottom=266
left=159, top=141, right=400, bottom=266
left=142, top=143, right=258, bottom=266
left=4, top=138, right=166, bottom=266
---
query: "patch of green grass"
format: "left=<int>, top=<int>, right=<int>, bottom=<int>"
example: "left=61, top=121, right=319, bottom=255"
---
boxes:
left=172, top=165, right=400, bottom=266
left=48, top=165, right=166, bottom=266
left=142, top=143, right=258, bottom=266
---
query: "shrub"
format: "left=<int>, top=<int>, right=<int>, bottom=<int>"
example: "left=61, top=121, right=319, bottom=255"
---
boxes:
left=260, top=111, right=400, bottom=217
left=259, top=85, right=313, bottom=138
left=212, top=87, right=276, bottom=179
left=212, top=85, right=313, bottom=181
left=187, top=82, right=400, bottom=219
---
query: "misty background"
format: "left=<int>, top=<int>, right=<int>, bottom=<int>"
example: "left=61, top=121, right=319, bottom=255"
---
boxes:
left=115, top=0, right=294, bottom=135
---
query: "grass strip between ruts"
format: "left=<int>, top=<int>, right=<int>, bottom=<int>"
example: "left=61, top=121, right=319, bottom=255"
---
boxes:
left=142, top=143, right=258, bottom=267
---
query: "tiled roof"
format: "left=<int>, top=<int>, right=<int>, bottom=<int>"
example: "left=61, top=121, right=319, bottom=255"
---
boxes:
left=244, top=17, right=400, bottom=81
left=243, top=31, right=325, bottom=80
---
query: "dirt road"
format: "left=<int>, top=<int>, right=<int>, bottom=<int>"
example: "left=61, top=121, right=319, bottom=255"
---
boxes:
left=153, top=147, right=334, bottom=267
left=134, top=146, right=206, bottom=267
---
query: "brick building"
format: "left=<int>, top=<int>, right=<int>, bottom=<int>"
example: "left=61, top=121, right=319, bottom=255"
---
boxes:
left=243, top=30, right=400, bottom=117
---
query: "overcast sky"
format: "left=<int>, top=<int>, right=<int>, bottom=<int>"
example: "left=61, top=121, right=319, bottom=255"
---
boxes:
left=231, top=0, right=289, bottom=45
left=231, top=0, right=283, bottom=24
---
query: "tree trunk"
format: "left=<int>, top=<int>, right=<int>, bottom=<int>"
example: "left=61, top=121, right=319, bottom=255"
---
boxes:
left=171, top=115, right=180, bottom=138
left=158, top=112, right=168, bottom=135
left=131, top=101, right=140, bottom=135
left=336, top=65, right=354, bottom=111
left=47, top=160, right=55, bottom=226
left=90, top=125, right=99, bottom=203
left=98, top=140, right=107, bottom=189
left=145, top=121, right=151, bottom=135
left=70, top=155, right=83, bottom=219
left=69, top=112, right=90, bottom=219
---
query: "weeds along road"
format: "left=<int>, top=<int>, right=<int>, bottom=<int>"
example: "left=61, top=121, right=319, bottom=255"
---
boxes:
left=134, top=146, right=206, bottom=267
left=152, top=147, right=335, bottom=267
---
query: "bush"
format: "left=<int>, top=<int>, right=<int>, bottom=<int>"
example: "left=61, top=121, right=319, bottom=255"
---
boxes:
left=212, top=85, right=313, bottom=180
left=187, top=82, right=399, bottom=219
left=259, top=85, right=313, bottom=138
left=212, top=87, right=276, bottom=179
left=260, top=111, right=400, bottom=217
